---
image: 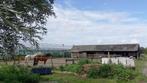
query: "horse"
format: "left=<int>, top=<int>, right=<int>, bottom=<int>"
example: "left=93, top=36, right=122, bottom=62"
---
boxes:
left=25, top=52, right=43, bottom=64
left=33, top=53, right=52, bottom=66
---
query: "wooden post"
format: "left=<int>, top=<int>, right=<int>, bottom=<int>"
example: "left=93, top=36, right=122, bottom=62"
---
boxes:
left=73, top=59, right=75, bottom=64
left=65, top=59, right=67, bottom=64
left=108, top=52, right=111, bottom=64
left=50, top=57, right=53, bottom=68
left=108, top=52, right=110, bottom=58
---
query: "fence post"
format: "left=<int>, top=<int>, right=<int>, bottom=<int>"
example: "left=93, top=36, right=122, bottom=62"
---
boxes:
left=50, top=57, right=54, bottom=68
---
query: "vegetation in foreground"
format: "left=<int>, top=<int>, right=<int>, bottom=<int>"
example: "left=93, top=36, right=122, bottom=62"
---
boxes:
left=0, top=53, right=147, bottom=83
left=0, top=65, right=40, bottom=83
left=40, top=54, right=147, bottom=83
left=41, top=73, right=116, bottom=83
left=58, top=59, right=137, bottom=81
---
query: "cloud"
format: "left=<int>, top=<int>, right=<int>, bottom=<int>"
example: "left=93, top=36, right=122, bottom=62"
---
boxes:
left=41, top=3, right=147, bottom=47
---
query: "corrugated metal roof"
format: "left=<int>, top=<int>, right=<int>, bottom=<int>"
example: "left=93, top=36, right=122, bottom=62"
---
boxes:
left=71, top=44, right=140, bottom=52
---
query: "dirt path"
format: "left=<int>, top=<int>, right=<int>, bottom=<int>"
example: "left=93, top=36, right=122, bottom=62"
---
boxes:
left=0, top=58, right=75, bottom=68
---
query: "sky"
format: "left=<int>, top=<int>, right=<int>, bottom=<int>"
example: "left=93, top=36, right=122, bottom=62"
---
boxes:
left=40, top=0, right=147, bottom=47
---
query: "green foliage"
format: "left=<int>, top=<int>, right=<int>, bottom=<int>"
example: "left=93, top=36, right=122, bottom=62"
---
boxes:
left=59, top=59, right=100, bottom=73
left=41, top=73, right=116, bottom=83
left=59, top=59, right=92, bottom=73
left=87, top=67, right=99, bottom=78
left=17, top=49, right=71, bottom=58
left=0, top=0, right=55, bottom=59
left=143, top=48, right=147, bottom=54
left=59, top=65, right=65, bottom=71
left=64, top=64, right=82, bottom=73
left=41, top=54, right=147, bottom=83
left=115, top=68, right=136, bottom=81
left=97, top=64, right=113, bottom=78
left=49, top=50, right=71, bottom=58
left=0, top=65, right=40, bottom=83
left=87, top=64, right=137, bottom=81
left=78, top=59, right=91, bottom=65
left=59, top=64, right=82, bottom=73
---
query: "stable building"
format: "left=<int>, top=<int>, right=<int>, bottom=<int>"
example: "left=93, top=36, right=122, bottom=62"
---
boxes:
left=70, top=44, right=141, bottom=59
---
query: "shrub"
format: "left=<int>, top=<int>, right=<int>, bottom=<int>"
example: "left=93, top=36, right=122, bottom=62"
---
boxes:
left=111, top=64, right=137, bottom=81
left=64, top=64, right=82, bottom=73
left=59, top=65, right=65, bottom=71
left=115, top=68, right=136, bottom=81
left=97, top=64, right=113, bottom=78
left=87, top=67, right=99, bottom=78
left=87, top=64, right=137, bottom=81
left=0, top=65, right=40, bottom=83
left=78, top=59, right=91, bottom=65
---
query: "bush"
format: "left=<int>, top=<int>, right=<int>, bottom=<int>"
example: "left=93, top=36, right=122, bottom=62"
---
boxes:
left=59, top=65, right=65, bottom=71
left=97, top=64, right=113, bottom=78
left=64, top=64, right=82, bottom=73
left=59, top=64, right=82, bottom=73
left=0, top=65, right=40, bottom=83
left=111, top=64, right=137, bottom=80
left=78, top=59, right=91, bottom=65
left=115, top=68, right=136, bottom=81
left=87, top=64, right=113, bottom=78
left=87, top=67, right=99, bottom=78
left=87, top=64, right=137, bottom=81
left=59, top=59, right=97, bottom=73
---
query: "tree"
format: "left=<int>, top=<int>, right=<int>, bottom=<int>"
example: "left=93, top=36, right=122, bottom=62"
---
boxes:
left=0, top=0, right=55, bottom=62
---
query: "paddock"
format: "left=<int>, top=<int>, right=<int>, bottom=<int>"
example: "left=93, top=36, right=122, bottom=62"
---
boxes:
left=0, top=58, right=79, bottom=67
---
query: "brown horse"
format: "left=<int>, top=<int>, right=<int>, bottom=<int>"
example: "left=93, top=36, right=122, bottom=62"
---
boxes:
left=33, top=53, right=52, bottom=66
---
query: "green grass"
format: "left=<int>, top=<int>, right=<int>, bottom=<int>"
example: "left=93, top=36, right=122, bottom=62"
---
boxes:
left=40, top=72, right=146, bottom=83
left=41, top=54, right=147, bottom=83
left=131, top=54, right=147, bottom=83
left=41, top=73, right=116, bottom=83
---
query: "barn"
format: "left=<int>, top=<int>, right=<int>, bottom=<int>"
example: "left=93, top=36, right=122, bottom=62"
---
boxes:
left=70, top=44, right=141, bottom=59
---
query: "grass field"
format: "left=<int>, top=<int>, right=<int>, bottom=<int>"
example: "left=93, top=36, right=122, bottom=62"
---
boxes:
left=41, top=73, right=116, bottom=83
left=40, top=54, right=147, bottom=83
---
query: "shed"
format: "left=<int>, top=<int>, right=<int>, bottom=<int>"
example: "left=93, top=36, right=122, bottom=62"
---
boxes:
left=70, top=44, right=140, bottom=59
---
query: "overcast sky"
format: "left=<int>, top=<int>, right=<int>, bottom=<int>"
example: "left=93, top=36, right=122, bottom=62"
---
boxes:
left=40, top=0, right=147, bottom=47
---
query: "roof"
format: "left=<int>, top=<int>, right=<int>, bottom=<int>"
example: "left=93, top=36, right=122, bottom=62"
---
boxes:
left=71, top=44, right=140, bottom=52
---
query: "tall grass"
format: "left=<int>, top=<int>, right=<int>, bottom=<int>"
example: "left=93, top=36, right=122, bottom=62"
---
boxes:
left=0, top=65, right=40, bottom=83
